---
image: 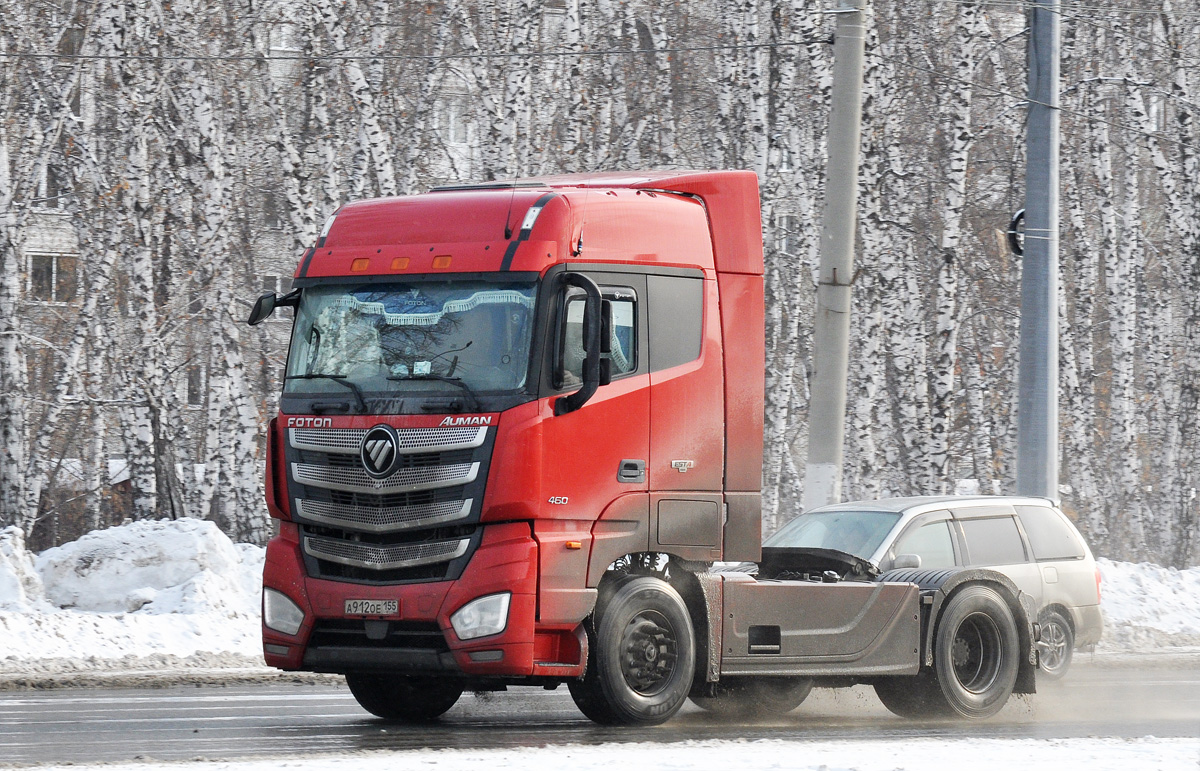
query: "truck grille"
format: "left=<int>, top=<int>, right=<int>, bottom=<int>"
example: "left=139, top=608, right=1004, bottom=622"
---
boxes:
left=292, top=461, right=479, bottom=494
left=303, top=534, right=470, bottom=570
left=295, top=498, right=472, bottom=533
left=286, top=423, right=493, bottom=584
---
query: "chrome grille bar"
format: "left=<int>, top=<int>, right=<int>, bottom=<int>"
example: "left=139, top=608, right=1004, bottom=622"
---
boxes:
left=292, top=461, right=478, bottom=494
left=290, top=426, right=487, bottom=455
left=303, top=535, right=470, bottom=571
left=295, top=498, right=472, bottom=533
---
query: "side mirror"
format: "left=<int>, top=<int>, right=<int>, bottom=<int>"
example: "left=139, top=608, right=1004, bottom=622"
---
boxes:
left=247, top=288, right=300, bottom=326
left=893, top=553, right=922, bottom=570
left=247, top=292, right=276, bottom=326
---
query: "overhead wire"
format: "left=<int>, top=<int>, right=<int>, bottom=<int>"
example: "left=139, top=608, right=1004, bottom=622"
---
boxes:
left=879, top=53, right=1186, bottom=147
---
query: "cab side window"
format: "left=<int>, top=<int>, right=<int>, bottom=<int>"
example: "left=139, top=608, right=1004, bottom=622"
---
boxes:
left=557, top=287, right=636, bottom=388
left=959, top=516, right=1029, bottom=566
left=893, top=520, right=956, bottom=569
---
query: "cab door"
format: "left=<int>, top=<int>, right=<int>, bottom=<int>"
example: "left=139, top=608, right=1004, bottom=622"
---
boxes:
left=537, top=269, right=650, bottom=519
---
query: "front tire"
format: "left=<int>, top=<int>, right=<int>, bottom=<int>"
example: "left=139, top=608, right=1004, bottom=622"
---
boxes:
left=345, top=673, right=463, bottom=721
left=569, top=575, right=696, bottom=726
left=1038, top=610, right=1074, bottom=680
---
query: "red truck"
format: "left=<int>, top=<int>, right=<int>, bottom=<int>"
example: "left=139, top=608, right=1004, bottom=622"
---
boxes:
left=248, top=170, right=1038, bottom=725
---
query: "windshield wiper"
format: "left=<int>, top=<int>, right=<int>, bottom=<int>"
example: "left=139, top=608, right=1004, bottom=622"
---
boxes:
left=286, top=373, right=367, bottom=413
left=386, top=374, right=481, bottom=412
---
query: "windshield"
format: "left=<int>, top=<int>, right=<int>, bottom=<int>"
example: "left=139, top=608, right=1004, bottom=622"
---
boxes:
left=285, top=280, right=537, bottom=397
left=764, top=510, right=901, bottom=560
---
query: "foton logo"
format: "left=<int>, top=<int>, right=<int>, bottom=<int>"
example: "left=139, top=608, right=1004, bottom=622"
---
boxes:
left=439, top=416, right=493, bottom=427
left=287, top=417, right=333, bottom=428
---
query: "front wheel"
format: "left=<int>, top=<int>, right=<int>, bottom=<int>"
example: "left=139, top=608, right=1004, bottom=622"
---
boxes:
left=1038, top=610, right=1074, bottom=680
left=569, top=575, right=696, bottom=726
left=345, top=673, right=463, bottom=721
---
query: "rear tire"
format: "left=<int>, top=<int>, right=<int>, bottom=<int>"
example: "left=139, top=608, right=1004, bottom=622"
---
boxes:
left=874, top=673, right=951, bottom=719
left=690, top=677, right=813, bottom=717
left=876, top=585, right=1020, bottom=720
left=569, top=575, right=695, bottom=726
left=1038, top=610, right=1074, bottom=680
left=345, top=673, right=463, bottom=721
left=931, top=585, right=1019, bottom=718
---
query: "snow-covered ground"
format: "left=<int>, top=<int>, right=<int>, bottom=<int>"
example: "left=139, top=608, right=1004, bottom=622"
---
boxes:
left=2, top=518, right=1200, bottom=675
left=26, top=737, right=1200, bottom=771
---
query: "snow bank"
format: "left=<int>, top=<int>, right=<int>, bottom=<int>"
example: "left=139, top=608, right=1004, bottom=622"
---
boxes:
left=1096, top=557, right=1200, bottom=651
left=0, top=518, right=263, bottom=664
left=36, top=518, right=258, bottom=615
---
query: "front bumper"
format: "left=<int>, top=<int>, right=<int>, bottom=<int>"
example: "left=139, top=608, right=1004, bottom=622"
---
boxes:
left=262, top=520, right=582, bottom=678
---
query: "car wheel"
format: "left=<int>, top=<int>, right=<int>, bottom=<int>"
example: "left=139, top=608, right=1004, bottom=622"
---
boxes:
left=1039, top=610, right=1074, bottom=680
left=345, top=674, right=463, bottom=721
left=569, top=575, right=695, bottom=726
left=691, top=677, right=814, bottom=716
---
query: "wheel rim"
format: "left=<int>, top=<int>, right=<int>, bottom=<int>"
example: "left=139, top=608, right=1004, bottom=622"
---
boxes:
left=1041, top=619, right=1068, bottom=671
left=950, top=611, right=1005, bottom=693
left=619, top=609, right=679, bottom=696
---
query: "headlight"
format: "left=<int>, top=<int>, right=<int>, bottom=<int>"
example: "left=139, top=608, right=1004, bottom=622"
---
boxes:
left=450, top=592, right=511, bottom=640
left=263, top=588, right=305, bottom=636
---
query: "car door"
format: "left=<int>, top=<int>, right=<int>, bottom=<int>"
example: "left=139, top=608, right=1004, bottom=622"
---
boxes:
left=1014, top=504, right=1097, bottom=611
left=883, top=511, right=958, bottom=571
left=953, top=506, right=1044, bottom=608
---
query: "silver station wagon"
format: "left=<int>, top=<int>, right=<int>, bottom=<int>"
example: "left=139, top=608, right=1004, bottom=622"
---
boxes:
left=765, top=495, right=1103, bottom=679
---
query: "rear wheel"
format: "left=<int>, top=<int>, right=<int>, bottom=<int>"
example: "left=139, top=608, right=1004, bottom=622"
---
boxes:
left=345, top=673, right=463, bottom=721
left=931, top=585, right=1020, bottom=718
left=876, top=585, right=1020, bottom=720
left=1038, top=610, right=1074, bottom=680
left=874, top=672, right=951, bottom=719
left=569, top=575, right=695, bottom=726
left=691, top=677, right=813, bottom=717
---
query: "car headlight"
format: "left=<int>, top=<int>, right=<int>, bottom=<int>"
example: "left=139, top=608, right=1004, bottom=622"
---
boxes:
left=263, top=588, right=305, bottom=636
left=450, top=592, right=511, bottom=640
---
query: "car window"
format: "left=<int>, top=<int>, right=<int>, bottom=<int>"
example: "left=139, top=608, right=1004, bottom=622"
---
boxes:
left=764, top=510, right=901, bottom=559
left=893, top=520, right=956, bottom=569
left=1015, top=505, right=1086, bottom=560
left=959, top=516, right=1028, bottom=565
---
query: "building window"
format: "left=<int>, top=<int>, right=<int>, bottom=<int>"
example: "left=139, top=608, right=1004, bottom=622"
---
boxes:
left=186, top=365, right=207, bottom=407
left=261, top=274, right=292, bottom=295
left=775, top=215, right=799, bottom=256
left=438, top=95, right=472, bottom=145
left=29, top=253, right=78, bottom=303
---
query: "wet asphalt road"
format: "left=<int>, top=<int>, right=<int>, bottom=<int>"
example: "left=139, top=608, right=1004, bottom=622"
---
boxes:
left=2, top=659, right=1199, bottom=766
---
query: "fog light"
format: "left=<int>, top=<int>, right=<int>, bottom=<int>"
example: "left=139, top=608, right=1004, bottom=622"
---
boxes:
left=263, top=588, right=305, bottom=636
left=450, top=592, right=511, bottom=640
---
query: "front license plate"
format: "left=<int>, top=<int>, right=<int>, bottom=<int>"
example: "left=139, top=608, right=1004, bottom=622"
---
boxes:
left=344, top=599, right=398, bottom=616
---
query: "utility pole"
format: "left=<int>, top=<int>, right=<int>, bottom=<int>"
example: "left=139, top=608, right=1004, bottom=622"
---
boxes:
left=803, top=0, right=867, bottom=512
left=1016, top=0, right=1060, bottom=499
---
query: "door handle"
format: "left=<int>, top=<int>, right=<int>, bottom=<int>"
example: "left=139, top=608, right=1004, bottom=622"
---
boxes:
left=617, top=459, right=646, bottom=484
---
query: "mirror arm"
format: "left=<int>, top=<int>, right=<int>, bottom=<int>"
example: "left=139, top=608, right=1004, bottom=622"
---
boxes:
left=554, top=273, right=603, bottom=416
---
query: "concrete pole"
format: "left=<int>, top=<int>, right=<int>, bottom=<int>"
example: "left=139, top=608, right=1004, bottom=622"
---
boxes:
left=1016, top=0, right=1060, bottom=499
left=803, top=0, right=866, bottom=512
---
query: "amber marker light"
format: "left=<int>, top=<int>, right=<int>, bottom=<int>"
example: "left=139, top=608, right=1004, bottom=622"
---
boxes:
left=432, top=255, right=452, bottom=269
left=391, top=257, right=410, bottom=270
left=351, top=258, right=370, bottom=272
left=566, top=541, right=582, bottom=550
